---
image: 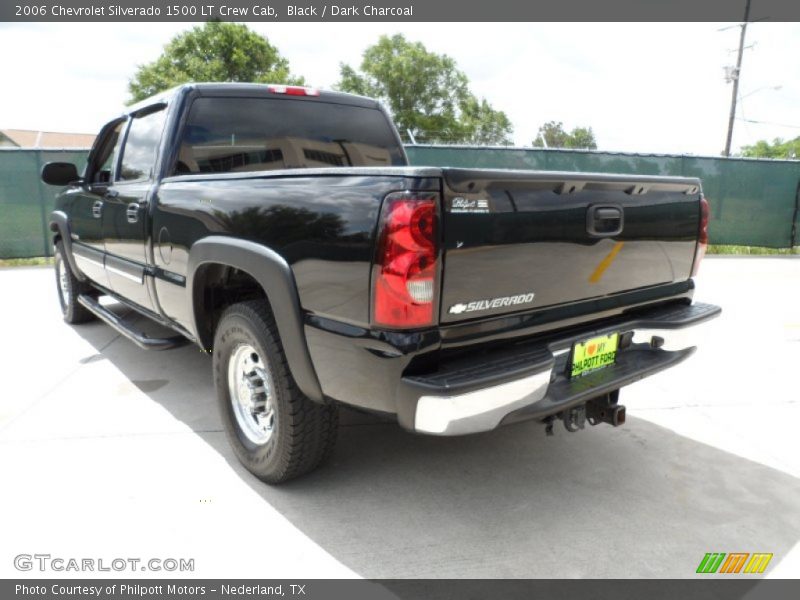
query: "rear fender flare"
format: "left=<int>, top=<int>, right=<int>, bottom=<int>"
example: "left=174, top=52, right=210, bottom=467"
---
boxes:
left=186, top=236, right=324, bottom=403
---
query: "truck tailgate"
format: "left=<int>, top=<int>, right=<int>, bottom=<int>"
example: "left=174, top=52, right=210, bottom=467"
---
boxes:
left=439, top=169, right=702, bottom=323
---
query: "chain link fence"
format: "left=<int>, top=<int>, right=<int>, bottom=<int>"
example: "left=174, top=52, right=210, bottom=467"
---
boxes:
left=1, top=146, right=798, bottom=258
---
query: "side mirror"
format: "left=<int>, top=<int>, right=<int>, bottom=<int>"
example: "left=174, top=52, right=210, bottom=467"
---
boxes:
left=41, top=162, right=80, bottom=186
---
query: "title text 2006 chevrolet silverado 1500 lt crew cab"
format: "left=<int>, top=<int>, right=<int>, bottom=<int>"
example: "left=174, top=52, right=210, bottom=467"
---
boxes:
left=42, top=83, right=720, bottom=483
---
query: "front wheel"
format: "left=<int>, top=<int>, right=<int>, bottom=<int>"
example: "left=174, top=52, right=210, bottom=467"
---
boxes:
left=213, top=300, right=338, bottom=483
left=54, top=240, right=95, bottom=324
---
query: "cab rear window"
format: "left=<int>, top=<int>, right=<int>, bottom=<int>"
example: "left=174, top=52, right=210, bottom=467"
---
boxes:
left=173, top=97, right=405, bottom=175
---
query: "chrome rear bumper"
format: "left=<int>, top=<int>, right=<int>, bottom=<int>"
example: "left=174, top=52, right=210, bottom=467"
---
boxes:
left=415, top=371, right=552, bottom=435
left=405, top=301, right=720, bottom=435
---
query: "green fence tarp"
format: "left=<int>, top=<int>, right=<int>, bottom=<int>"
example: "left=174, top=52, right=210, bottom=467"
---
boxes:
left=1, top=146, right=798, bottom=258
left=0, top=149, right=88, bottom=259
left=406, top=146, right=800, bottom=249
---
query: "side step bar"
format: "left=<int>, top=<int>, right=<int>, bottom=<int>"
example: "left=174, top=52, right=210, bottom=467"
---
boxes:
left=77, top=294, right=188, bottom=351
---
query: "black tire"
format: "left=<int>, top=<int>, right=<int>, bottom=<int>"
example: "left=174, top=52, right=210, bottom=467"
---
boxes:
left=213, top=299, right=338, bottom=483
left=54, top=240, right=95, bottom=324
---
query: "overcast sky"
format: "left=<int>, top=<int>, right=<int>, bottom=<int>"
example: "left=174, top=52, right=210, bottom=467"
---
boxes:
left=1, top=21, right=798, bottom=155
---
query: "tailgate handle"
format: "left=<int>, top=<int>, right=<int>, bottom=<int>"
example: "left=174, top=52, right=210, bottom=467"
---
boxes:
left=587, top=205, right=624, bottom=237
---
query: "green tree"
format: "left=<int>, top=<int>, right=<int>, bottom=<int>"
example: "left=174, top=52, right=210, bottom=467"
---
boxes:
left=740, top=137, right=800, bottom=159
left=532, top=121, right=598, bottom=149
left=128, top=22, right=303, bottom=103
left=338, top=34, right=513, bottom=145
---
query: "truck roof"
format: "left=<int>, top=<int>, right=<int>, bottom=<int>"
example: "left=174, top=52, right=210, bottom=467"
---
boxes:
left=126, top=82, right=382, bottom=116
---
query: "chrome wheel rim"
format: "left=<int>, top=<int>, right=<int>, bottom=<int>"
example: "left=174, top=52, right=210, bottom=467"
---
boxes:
left=56, top=254, right=70, bottom=307
left=228, top=343, right=275, bottom=445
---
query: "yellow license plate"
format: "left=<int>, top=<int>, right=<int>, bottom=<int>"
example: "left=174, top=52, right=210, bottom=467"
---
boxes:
left=570, top=333, right=619, bottom=378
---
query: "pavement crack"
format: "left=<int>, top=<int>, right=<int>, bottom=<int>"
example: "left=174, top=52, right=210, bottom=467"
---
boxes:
left=637, top=400, right=799, bottom=410
left=0, top=332, right=124, bottom=437
left=0, top=429, right=226, bottom=444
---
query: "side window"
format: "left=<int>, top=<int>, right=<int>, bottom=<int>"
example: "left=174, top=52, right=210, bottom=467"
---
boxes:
left=89, top=121, right=123, bottom=184
left=118, top=106, right=167, bottom=182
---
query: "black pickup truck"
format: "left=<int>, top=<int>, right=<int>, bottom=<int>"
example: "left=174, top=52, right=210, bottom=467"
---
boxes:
left=42, top=83, right=720, bottom=483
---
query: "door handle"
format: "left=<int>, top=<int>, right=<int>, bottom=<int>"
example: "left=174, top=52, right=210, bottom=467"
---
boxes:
left=92, top=200, right=103, bottom=219
left=126, top=203, right=141, bottom=224
left=587, top=205, right=624, bottom=236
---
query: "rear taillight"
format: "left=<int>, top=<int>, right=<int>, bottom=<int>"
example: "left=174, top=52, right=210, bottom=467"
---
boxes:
left=691, top=195, right=710, bottom=277
left=372, top=192, right=439, bottom=328
left=266, top=85, right=320, bottom=96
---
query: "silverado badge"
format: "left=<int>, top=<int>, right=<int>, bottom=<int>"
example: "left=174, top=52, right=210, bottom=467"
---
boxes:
left=448, top=292, right=536, bottom=315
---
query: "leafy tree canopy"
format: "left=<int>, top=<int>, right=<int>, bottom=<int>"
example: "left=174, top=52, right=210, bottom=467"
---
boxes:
left=532, top=121, right=598, bottom=150
left=338, top=34, right=513, bottom=145
left=740, top=137, right=800, bottom=159
left=128, top=22, right=303, bottom=103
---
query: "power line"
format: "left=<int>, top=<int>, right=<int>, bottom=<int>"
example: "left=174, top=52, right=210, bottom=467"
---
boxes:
left=736, top=118, right=800, bottom=130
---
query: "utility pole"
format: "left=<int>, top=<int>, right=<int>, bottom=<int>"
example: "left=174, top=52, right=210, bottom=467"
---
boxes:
left=723, top=0, right=752, bottom=157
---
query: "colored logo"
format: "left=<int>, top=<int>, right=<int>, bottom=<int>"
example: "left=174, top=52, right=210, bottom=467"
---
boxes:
left=696, top=553, right=773, bottom=574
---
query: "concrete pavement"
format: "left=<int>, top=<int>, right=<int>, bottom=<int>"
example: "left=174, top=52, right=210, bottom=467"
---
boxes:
left=0, top=258, right=798, bottom=579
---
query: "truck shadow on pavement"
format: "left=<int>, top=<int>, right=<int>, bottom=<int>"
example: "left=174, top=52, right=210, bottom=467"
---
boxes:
left=76, top=315, right=800, bottom=579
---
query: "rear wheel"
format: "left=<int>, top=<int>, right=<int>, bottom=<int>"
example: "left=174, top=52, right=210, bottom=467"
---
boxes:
left=54, top=240, right=95, bottom=324
left=213, top=300, right=338, bottom=483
